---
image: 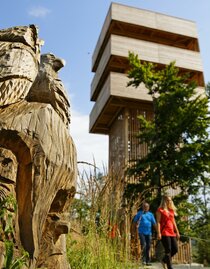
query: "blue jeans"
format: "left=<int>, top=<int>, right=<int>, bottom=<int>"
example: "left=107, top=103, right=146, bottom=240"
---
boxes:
left=139, top=233, right=151, bottom=263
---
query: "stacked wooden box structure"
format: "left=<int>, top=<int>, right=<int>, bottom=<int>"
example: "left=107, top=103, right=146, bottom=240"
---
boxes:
left=89, top=3, right=205, bottom=262
left=89, top=2, right=204, bottom=174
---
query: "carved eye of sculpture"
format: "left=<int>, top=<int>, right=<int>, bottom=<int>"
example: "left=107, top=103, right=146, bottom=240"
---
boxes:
left=5, top=53, right=11, bottom=61
left=1, top=158, right=12, bottom=167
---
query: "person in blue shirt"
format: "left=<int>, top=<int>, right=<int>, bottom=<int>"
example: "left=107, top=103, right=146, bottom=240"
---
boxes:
left=133, top=202, right=157, bottom=266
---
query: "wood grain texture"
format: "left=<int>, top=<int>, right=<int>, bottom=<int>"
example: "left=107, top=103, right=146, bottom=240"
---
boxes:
left=0, top=25, right=76, bottom=269
left=92, top=2, right=198, bottom=70
left=89, top=72, right=205, bottom=134
left=91, top=35, right=203, bottom=99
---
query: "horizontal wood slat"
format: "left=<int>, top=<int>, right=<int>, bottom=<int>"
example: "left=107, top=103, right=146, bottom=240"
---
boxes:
left=92, top=3, right=199, bottom=70
left=91, top=35, right=203, bottom=100
left=89, top=72, right=205, bottom=134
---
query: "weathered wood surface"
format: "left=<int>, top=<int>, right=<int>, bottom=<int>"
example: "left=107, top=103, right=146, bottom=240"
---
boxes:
left=92, top=2, right=199, bottom=69
left=0, top=25, right=40, bottom=106
left=91, top=35, right=203, bottom=98
left=0, top=25, right=77, bottom=269
left=26, top=53, right=71, bottom=127
left=90, top=71, right=205, bottom=134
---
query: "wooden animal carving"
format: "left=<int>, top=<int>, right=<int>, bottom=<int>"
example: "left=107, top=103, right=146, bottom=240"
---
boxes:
left=0, top=25, right=77, bottom=269
left=26, top=53, right=71, bottom=127
left=0, top=25, right=40, bottom=106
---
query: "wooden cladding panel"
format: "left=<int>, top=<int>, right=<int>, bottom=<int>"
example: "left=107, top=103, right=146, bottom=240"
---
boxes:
left=89, top=72, right=205, bottom=134
left=91, top=38, right=111, bottom=99
left=109, top=107, right=154, bottom=172
left=128, top=108, right=152, bottom=162
left=109, top=112, right=126, bottom=172
left=90, top=74, right=111, bottom=131
left=93, top=21, right=199, bottom=72
left=92, top=2, right=198, bottom=70
left=111, top=21, right=199, bottom=52
left=111, top=36, right=202, bottom=71
left=91, top=35, right=203, bottom=100
left=111, top=3, right=198, bottom=37
left=90, top=72, right=152, bottom=133
left=91, top=56, right=204, bottom=102
left=110, top=72, right=152, bottom=101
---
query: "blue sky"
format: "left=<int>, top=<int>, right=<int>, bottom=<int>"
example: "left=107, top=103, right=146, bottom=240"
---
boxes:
left=1, top=0, right=210, bottom=170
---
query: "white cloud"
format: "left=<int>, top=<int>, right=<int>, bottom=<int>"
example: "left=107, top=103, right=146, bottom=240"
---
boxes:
left=70, top=109, right=108, bottom=173
left=28, top=6, right=51, bottom=18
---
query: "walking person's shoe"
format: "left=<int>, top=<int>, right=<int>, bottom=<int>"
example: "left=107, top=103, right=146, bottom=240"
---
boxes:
left=139, top=261, right=145, bottom=267
left=161, top=260, right=167, bottom=269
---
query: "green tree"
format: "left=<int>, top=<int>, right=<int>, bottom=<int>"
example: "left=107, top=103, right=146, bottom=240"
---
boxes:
left=126, top=52, right=210, bottom=201
left=189, top=175, right=210, bottom=265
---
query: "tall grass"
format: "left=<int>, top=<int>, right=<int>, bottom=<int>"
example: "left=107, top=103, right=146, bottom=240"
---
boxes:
left=67, top=222, right=134, bottom=269
left=67, top=162, right=137, bottom=269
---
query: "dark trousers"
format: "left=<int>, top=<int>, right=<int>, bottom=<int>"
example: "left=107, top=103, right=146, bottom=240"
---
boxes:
left=161, top=236, right=178, bottom=269
left=139, top=233, right=151, bottom=263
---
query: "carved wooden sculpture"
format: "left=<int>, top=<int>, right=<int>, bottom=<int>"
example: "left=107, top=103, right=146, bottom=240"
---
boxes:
left=0, top=25, right=77, bottom=269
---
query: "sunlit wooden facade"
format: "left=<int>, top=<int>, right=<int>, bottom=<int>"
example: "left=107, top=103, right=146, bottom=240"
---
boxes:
left=89, top=2, right=205, bottom=262
left=90, top=2, right=204, bottom=174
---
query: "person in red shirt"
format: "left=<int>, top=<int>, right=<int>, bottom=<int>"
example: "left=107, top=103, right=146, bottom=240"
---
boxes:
left=156, top=195, right=180, bottom=269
